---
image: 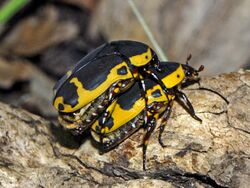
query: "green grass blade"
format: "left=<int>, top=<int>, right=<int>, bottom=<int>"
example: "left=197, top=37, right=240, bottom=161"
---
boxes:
left=0, top=0, right=29, bottom=24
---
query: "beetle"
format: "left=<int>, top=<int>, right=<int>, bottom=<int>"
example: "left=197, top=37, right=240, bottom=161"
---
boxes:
left=91, top=59, right=229, bottom=170
left=53, top=40, right=171, bottom=134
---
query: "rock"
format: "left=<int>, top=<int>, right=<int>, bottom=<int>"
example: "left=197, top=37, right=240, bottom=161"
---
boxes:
left=0, top=57, right=33, bottom=89
left=0, top=70, right=249, bottom=187
left=61, top=0, right=100, bottom=11
left=89, top=0, right=250, bottom=75
left=0, top=5, right=78, bottom=56
left=0, top=56, right=56, bottom=118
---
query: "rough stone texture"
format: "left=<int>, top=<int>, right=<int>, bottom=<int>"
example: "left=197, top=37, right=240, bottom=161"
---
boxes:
left=0, top=5, right=78, bottom=56
left=0, top=57, right=56, bottom=118
left=0, top=70, right=249, bottom=187
left=89, top=0, right=250, bottom=75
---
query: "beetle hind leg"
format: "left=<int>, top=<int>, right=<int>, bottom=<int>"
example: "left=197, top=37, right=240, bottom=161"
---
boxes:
left=138, top=78, right=150, bottom=124
left=158, top=101, right=173, bottom=148
left=98, top=79, right=134, bottom=143
left=142, top=116, right=157, bottom=171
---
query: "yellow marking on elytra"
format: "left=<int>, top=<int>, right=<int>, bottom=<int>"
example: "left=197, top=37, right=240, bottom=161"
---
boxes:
left=53, top=96, right=74, bottom=112
left=129, top=48, right=152, bottom=66
left=147, top=86, right=173, bottom=103
left=54, top=62, right=132, bottom=112
left=92, top=88, right=175, bottom=134
left=109, top=98, right=145, bottom=133
left=161, top=65, right=185, bottom=88
left=91, top=65, right=185, bottom=134
left=146, top=65, right=184, bottom=103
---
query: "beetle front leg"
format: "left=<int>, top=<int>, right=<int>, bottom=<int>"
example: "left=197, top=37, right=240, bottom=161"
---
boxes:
left=175, top=90, right=202, bottom=122
left=143, top=68, right=173, bottom=97
left=140, top=68, right=174, bottom=124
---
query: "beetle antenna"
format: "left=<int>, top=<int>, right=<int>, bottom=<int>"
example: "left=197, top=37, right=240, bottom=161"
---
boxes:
left=197, top=65, right=204, bottom=72
left=181, top=80, right=229, bottom=104
left=186, top=54, right=192, bottom=65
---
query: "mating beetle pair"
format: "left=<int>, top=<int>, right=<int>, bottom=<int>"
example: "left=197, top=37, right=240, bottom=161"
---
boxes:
left=53, top=40, right=163, bottom=134
left=53, top=40, right=228, bottom=170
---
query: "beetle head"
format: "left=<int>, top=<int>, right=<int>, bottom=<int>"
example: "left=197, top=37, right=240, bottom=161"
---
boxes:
left=182, top=54, right=204, bottom=81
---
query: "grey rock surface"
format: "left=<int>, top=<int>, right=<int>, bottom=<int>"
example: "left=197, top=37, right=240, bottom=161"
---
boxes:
left=0, top=70, right=249, bottom=187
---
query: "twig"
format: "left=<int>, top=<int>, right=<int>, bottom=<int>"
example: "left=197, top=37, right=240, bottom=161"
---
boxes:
left=128, top=0, right=168, bottom=61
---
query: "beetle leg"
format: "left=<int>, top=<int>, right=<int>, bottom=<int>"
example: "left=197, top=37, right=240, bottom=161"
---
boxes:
left=158, top=101, right=173, bottom=148
left=151, top=51, right=162, bottom=72
left=143, top=68, right=173, bottom=96
left=99, top=103, right=116, bottom=144
left=94, top=112, right=144, bottom=153
left=143, top=115, right=157, bottom=171
left=138, top=78, right=149, bottom=124
left=98, top=80, right=133, bottom=144
left=140, top=68, right=174, bottom=124
left=99, top=103, right=118, bottom=145
left=175, top=90, right=202, bottom=122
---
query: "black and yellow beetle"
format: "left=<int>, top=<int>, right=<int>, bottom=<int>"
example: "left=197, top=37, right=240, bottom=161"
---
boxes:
left=91, top=60, right=228, bottom=170
left=53, top=40, right=170, bottom=134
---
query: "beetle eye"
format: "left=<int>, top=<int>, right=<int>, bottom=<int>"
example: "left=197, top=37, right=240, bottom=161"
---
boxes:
left=186, top=71, right=191, bottom=77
